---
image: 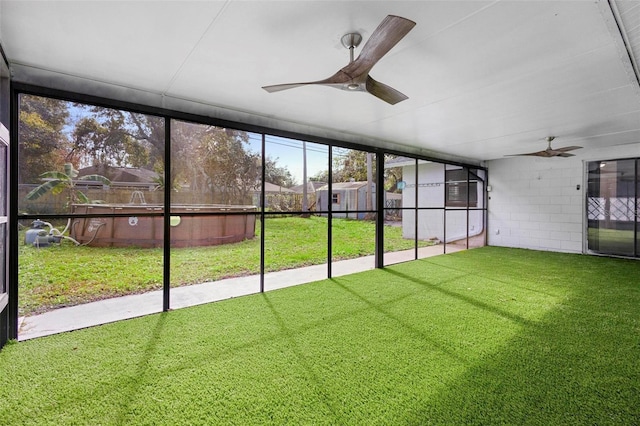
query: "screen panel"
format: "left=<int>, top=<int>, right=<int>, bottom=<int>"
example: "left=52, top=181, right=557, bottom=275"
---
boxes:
left=169, top=120, right=261, bottom=303
left=18, top=95, right=165, bottom=216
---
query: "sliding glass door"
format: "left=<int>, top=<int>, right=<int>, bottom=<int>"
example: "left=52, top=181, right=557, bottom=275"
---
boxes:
left=587, top=159, right=639, bottom=257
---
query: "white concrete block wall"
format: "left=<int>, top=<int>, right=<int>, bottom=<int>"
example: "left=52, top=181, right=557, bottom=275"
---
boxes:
left=401, top=163, right=484, bottom=242
left=487, top=143, right=640, bottom=253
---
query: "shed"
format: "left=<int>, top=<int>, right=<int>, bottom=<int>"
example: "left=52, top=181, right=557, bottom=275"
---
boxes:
left=316, top=181, right=376, bottom=219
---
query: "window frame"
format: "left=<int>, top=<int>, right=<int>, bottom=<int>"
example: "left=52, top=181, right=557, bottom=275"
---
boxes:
left=8, top=82, right=488, bottom=340
left=445, top=169, right=478, bottom=208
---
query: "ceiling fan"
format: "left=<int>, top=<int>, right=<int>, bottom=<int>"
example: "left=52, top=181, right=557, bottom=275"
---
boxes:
left=262, top=15, right=416, bottom=105
left=507, top=136, right=582, bottom=158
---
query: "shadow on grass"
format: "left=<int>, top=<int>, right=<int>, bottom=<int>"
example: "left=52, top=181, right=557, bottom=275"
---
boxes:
left=416, top=257, right=565, bottom=300
left=411, top=303, right=638, bottom=423
left=5, top=248, right=637, bottom=424
left=324, top=252, right=638, bottom=424
left=329, top=276, right=472, bottom=365
left=114, top=313, right=167, bottom=424
left=13, top=313, right=171, bottom=424
left=262, top=294, right=340, bottom=422
left=382, top=268, right=535, bottom=327
left=379, top=265, right=640, bottom=425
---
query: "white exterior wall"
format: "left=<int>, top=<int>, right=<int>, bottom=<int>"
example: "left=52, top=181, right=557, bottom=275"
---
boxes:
left=401, top=163, right=484, bottom=242
left=486, top=143, right=640, bottom=253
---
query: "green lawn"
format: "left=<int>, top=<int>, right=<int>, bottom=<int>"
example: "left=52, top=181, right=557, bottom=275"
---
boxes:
left=587, top=227, right=637, bottom=256
left=1, top=247, right=638, bottom=425
left=19, top=216, right=429, bottom=316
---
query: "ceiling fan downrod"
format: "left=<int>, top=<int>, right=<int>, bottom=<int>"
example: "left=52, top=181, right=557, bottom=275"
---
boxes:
left=341, top=33, right=363, bottom=90
left=341, top=32, right=362, bottom=63
left=545, top=136, right=555, bottom=150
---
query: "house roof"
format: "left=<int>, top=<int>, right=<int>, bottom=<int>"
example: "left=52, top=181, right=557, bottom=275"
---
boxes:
left=289, top=181, right=326, bottom=193
left=317, top=181, right=374, bottom=191
left=262, top=182, right=295, bottom=193
left=78, top=166, right=159, bottom=183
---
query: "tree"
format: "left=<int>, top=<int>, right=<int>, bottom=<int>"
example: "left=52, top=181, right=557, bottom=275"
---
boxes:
left=310, top=170, right=329, bottom=183
left=25, top=163, right=111, bottom=211
left=319, top=151, right=401, bottom=192
left=68, top=116, right=149, bottom=169
left=384, top=165, right=403, bottom=192
left=171, top=122, right=276, bottom=204
left=310, top=150, right=377, bottom=184
left=18, top=95, right=70, bottom=183
left=170, top=120, right=209, bottom=192
left=264, top=156, right=296, bottom=188
left=20, top=99, right=297, bottom=206
left=67, top=105, right=162, bottom=171
left=197, top=127, right=260, bottom=204
left=332, top=150, right=376, bottom=183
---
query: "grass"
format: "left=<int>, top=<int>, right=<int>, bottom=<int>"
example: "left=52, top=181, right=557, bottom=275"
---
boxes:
left=2, top=247, right=638, bottom=425
left=19, top=216, right=429, bottom=315
left=587, top=227, right=637, bottom=255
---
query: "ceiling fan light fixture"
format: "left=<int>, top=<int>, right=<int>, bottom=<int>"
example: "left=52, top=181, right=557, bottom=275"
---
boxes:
left=346, top=83, right=360, bottom=91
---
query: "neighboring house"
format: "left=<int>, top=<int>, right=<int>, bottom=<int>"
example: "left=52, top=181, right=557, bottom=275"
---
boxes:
left=385, top=157, right=486, bottom=243
left=316, top=181, right=376, bottom=219
left=262, top=182, right=295, bottom=194
left=289, top=181, right=326, bottom=194
left=252, top=182, right=296, bottom=209
left=77, top=166, right=159, bottom=190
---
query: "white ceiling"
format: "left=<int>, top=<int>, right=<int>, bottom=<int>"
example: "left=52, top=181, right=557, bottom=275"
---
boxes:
left=1, top=0, right=640, bottom=164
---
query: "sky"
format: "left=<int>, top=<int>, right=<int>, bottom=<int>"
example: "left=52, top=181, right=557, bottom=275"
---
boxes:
left=64, top=100, right=357, bottom=186
left=247, top=133, right=333, bottom=185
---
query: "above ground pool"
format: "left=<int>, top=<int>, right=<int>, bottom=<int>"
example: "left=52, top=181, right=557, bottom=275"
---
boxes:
left=71, top=204, right=257, bottom=248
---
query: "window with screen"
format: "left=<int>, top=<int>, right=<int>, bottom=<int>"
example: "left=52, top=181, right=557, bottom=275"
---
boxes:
left=445, top=168, right=477, bottom=207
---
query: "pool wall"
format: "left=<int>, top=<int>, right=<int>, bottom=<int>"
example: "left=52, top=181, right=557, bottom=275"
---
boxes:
left=71, top=204, right=257, bottom=248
